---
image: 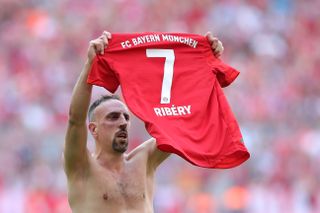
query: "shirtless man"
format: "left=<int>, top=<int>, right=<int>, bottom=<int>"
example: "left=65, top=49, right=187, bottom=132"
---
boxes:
left=63, top=31, right=224, bottom=213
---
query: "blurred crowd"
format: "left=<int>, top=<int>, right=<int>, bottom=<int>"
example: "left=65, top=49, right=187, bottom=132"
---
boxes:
left=0, top=0, right=319, bottom=212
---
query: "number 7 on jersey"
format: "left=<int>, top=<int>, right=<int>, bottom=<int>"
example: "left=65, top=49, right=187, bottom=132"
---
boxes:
left=146, top=49, right=175, bottom=104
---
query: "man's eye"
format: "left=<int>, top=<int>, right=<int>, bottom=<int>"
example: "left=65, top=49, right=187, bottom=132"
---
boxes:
left=108, top=114, right=120, bottom=120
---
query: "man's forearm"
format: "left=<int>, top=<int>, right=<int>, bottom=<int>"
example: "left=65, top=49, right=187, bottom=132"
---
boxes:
left=68, top=60, right=93, bottom=124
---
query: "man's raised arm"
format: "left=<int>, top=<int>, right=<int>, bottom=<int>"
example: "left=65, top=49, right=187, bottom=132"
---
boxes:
left=63, top=31, right=111, bottom=178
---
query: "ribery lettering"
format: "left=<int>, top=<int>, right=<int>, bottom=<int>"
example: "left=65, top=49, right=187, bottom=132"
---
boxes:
left=153, top=105, right=192, bottom=116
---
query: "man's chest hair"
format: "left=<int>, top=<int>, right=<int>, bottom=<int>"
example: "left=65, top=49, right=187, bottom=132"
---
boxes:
left=87, top=161, right=149, bottom=201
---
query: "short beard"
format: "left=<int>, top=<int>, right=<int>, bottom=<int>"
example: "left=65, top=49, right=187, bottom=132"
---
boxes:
left=112, top=138, right=128, bottom=153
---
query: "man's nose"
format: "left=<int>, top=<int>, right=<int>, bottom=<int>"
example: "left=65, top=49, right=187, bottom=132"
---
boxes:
left=119, top=115, right=128, bottom=129
left=119, top=122, right=127, bottom=130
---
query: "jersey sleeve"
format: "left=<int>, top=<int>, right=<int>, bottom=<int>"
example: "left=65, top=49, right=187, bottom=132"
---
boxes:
left=87, top=54, right=120, bottom=93
left=211, top=57, right=240, bottom=88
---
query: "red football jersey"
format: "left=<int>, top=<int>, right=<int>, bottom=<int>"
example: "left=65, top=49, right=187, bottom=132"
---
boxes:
left=87, top=32, right=250, bottom=168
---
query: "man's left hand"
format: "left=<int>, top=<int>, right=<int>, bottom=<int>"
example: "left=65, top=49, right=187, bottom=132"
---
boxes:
left=205, top=32, right=224, bottom=57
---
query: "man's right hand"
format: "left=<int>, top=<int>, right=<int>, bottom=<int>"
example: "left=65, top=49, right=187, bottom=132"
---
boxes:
left=87, top=31, right=112, bottom=63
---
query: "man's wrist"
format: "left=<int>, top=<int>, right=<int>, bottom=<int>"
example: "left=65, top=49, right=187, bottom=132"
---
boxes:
left=84, top=59, right=94, bottom=70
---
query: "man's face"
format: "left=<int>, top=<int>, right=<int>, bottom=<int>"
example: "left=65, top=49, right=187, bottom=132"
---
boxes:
left=91, top=99, right=130, bottom=153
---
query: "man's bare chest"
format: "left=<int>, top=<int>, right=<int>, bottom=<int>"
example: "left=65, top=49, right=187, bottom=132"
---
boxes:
left=85, top=163, right=150, bottom=203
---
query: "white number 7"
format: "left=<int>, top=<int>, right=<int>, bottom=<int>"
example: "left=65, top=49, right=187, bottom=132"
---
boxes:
left=146, top=49, right=175, bottom=104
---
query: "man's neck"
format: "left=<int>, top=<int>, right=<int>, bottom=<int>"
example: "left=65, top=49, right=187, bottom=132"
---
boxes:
left=93, top=149, right=126, bottom=172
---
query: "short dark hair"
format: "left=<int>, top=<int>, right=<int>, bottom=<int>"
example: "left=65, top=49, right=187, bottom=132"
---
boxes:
left=88, top=95, right=120, bottom=121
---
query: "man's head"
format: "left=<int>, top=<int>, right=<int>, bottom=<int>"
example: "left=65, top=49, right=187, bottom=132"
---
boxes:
left=88, top=95, right=130, bottom=154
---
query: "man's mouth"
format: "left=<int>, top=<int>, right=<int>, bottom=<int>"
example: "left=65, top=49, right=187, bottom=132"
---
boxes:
left=116, top=131, right=128, bottom=139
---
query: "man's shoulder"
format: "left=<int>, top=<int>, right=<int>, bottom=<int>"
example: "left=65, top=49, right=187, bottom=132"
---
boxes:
left=126, top=138, right=156, bottom=160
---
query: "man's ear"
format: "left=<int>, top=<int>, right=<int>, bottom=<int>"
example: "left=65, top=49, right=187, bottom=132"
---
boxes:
left=88, top=122, right=98, bottom=137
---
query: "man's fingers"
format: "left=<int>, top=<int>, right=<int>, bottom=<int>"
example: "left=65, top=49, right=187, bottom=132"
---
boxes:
left=94, top=41, right=103, bottom=55
left=98, top=36, right=107, bottom=54
left=205, top=31, right=213, bottom=40
left=103, top=31, right=112, bottom=39
left=87, top=31, right=111, bottom=61
left=205, top=32, right=217, bottom=44
left=214, top=40, right=224, bottom=57
left=205, top=31, right=211, bottom=38
left=205, top=31, right=220, bottom=50
left=205, top=31, right=224, bottom=57
left=211, top=39, right=218, bottom=49
left=98, top=43, right=104, bottom=55
left=91, top=35, right=107, bottom=55
left=97, top=31, right=112, bottom=54
left=89, top=40, right=104, bottom=55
